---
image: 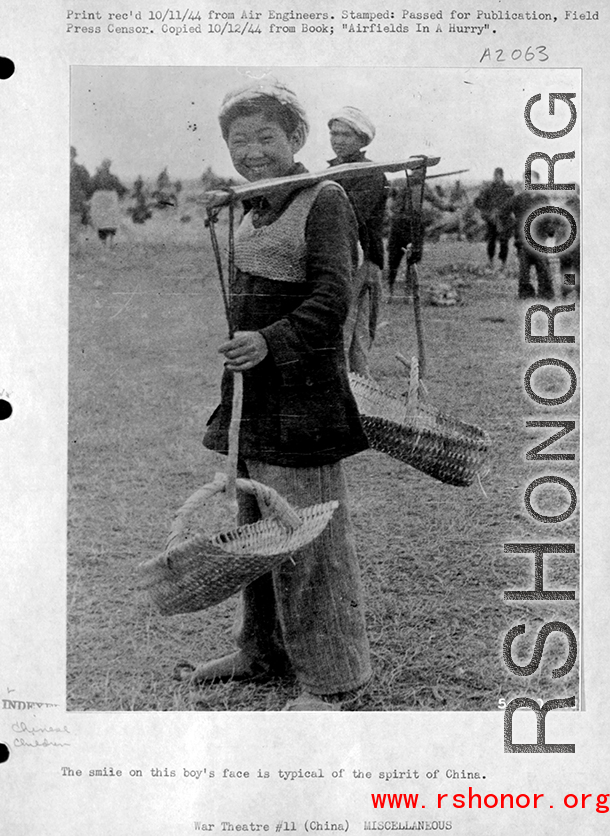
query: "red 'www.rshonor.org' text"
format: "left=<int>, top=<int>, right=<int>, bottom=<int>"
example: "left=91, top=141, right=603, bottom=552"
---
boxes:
left=371, top=790, right=610, bottom=812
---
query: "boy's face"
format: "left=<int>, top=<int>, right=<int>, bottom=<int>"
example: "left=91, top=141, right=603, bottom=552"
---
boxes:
left=227, top=113, right=299, bottom=182
left=329, top=120, right=365, bottom=161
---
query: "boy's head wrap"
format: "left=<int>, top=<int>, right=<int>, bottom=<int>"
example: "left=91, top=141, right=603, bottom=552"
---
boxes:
left=328, top=106, right=376, bottom=145
left=219, top=79, right=309, bottom=151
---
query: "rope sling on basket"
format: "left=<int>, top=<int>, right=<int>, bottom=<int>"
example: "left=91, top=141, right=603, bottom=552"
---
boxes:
left=349, top=160, right=491, bottom=488
left=349, top=357, right=491, bottom=487
left=138, top=202, right=338, bottom=616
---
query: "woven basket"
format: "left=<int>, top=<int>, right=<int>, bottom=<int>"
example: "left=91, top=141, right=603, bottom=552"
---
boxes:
left=139, top=210, right=344, bottom=616
left=139, top=473, right=338, bottom=615
left=349, top=360, right=490, bottom=487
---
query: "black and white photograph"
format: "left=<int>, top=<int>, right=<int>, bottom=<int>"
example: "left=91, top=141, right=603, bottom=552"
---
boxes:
left=68, top=66, right=580, bottom=712
left=2, top=1, right=608, bottom=833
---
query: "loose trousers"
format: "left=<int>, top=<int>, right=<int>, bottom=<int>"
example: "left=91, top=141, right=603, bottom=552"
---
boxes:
left=485, top=220, right=511, bottom=265
left=234, top=459, right=372, bottom=696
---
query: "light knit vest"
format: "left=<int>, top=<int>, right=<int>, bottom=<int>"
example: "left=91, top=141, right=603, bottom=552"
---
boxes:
left=235, top=181, right=344, bottom=283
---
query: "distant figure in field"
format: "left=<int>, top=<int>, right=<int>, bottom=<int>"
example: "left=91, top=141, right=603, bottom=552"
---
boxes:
left=130, top=175, right=152, bottom=225
left=385, top=175, right=455, bottom=298
left=151, top=166, right=178, bottom=210
left=90, top=158, right=128, bottom=197
left=89, top=159, right=127, bottom=244
left=473, top=167, right=515, bottom=272
left=70, top=146, right=93, bottom=225
left=511, top=170, right=558, bottom=300
left=328, top=107, right=387, bottom=375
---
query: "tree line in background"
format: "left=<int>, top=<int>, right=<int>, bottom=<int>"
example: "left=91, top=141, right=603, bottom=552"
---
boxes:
left=70, top=147, right=237, bottom=226
left=72, top=146, right=523, bottom=245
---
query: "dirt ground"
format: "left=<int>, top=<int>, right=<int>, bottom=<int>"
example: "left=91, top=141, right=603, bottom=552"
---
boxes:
left=67, top=211, right=580, bottom=711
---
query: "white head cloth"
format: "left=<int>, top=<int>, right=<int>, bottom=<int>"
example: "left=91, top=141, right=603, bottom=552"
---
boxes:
left=219, top=79, right=309, bottom=151
left=328, top=106, right=376, bottom=145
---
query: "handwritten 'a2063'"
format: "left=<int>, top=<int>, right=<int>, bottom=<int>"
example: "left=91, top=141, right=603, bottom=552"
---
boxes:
left=480, top=46, right=549, bottom=62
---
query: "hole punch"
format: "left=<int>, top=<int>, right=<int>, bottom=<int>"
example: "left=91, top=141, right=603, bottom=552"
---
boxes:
left=0, top=399, right=13, bottom=421
left=0, top=57, right=15, bottom=80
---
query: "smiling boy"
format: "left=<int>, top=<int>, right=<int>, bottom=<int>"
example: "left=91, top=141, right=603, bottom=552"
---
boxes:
left=181, top=80, right=372, bottom=711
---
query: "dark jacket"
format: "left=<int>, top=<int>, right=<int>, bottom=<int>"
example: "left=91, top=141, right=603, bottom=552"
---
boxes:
left=328, top=151, right=387, bottom=270
left=474, top=179, right=515, bottom=232
left=204, top=175, right=369, bottom=468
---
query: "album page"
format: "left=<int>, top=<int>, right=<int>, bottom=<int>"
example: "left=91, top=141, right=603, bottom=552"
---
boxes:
left=1, top=1, right=608, bottom=833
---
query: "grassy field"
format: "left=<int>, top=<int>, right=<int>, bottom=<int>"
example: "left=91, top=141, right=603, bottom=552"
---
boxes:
left=67, top=210, right=580, bottom=711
